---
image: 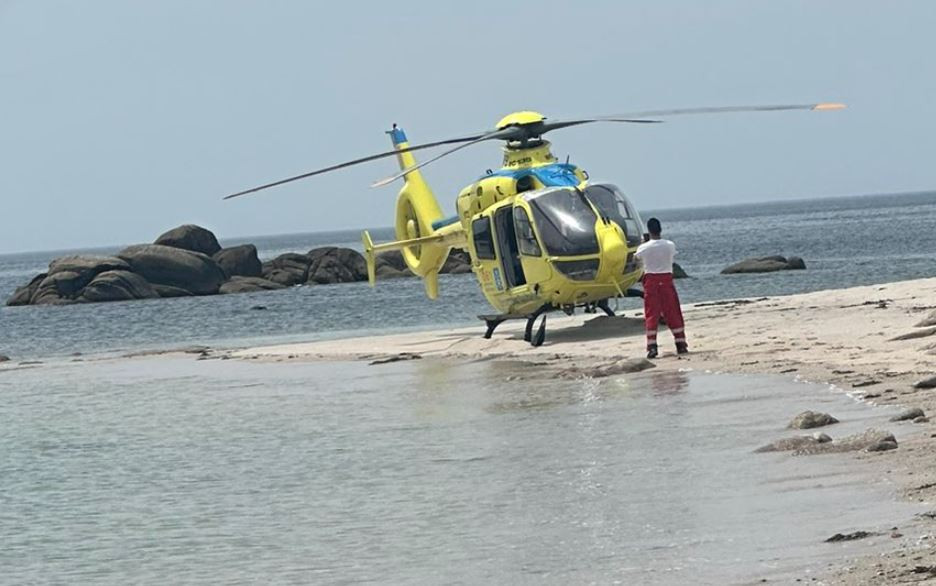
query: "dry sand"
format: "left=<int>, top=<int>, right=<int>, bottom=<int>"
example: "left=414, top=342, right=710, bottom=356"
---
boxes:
left=234, top=277, right=936, bottom=584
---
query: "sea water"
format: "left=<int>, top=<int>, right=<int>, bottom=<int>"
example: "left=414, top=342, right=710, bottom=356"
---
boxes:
left=0, top=191, right=934, bottom=359
left=0, top=357, right=920, bottom=584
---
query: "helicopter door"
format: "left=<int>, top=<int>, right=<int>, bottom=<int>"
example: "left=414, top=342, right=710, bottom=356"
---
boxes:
left=493, top=206, right=526, bottom=288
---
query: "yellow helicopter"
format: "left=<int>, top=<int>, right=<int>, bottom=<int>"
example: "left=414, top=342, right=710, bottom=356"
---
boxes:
left=225, top=103, right=844, bottom=345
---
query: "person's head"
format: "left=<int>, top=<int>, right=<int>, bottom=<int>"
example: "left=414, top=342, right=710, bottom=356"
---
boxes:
left=646, top=217, right=662, bottom=238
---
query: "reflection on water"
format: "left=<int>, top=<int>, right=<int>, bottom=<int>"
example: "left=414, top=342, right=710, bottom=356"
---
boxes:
left=0, top=357, right=920, bottom=584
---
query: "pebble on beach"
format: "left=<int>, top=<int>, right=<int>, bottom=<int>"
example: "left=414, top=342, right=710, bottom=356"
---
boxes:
left=788, top=410, right=839, bottom=429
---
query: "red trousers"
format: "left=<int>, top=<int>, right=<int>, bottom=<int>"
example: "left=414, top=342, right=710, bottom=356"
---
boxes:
left=643, top=273, right=686, bottom=349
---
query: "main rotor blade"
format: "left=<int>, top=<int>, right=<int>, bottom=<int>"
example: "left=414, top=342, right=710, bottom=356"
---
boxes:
left=540, top=102, right=845, bottom=133
left=371, top=127, right=520, bottom=188
left=223, top=134, right=486, bottom=200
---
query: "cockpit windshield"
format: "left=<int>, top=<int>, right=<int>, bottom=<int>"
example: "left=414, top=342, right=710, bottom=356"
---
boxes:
left=525, top=188, right=599, bottom=256
left=584, top=184, right=645, bottom=247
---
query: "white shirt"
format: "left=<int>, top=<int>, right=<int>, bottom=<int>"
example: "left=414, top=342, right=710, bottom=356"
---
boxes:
left=635, top=238, right=676, bottom=274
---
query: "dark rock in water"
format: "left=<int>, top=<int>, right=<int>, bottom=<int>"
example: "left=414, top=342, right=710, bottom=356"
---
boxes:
left=788, top=410, right=839, bottom=429
left=754, top=433, right=832, bottom=453
left=31, top=271, right=87, bottom=305
left=672, top=262, right=690, bottom=279
left=721, top=256, right=806, bottom=274
left=916, top=310, right=936, bottom=328
left=306, top=247, right=367, bottom=284
left=825, top=531, right=875, bottom=543
left=913, top=375, right=936, bottom=389
left=6, top=273, right=47, bottom=306
left=377, top=250, right=407, bottom=272
left=118, top=244, right=226, bottom=295
left=219, top=276, right=287, bottom=294
left=154, top=224, right=221, bottom=256
left=250, top=305, right=267, bottom=311
left=213, top=244, right=262, bottom=278
left=80, top=270, right=159, bottom=302
left=786, top=256, right=807, bottom=270
left=263, top=253, right=312, bottom=286
left=890, top=407, right=925, bottom=422
left=0, top=354, right=10, bottom=362
left=152, top=284, right=193, bottom=298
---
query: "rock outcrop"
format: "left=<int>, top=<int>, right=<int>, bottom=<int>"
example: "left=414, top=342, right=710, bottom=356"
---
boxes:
left=213, top=245, right=262, bottom=278
left=154, top=224, right=222, bottom=256
left=6, top=225, right=478, bottom=307
left=118, top=244, right=226, bottom=295
left=721, top=255, right=806, bottom=274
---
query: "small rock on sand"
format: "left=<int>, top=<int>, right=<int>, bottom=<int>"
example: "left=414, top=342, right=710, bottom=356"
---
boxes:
left=913, top=375, right=936, bottom=389
left=889, top=327, right=936, bottom=341
left=915, top=310, right=936, bottom=328
left=369, top=352, right=422, bottom=365
left=559, top=357, right=656, bottom=378
left=914, top=416, right=929, bottom=424
left=788, top=410, right=839, bottom=429
left=794, top=429, right=897, bottom=455
left=890, top=407, right=925, bottom=422
left=826, top=531, right=875, bottom=543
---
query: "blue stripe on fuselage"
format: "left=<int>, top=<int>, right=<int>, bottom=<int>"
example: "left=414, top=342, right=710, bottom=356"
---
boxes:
left=480, top=163, right=580, bottom=187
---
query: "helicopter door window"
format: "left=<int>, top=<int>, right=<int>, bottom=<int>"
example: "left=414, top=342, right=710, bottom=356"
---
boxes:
left=494, top=206, right=526, bottom=288
left=512, top=207, right=541, bottom=256
left=585, top=184, right=644, bottom=247
left=472, top=217, right=496, bottom=260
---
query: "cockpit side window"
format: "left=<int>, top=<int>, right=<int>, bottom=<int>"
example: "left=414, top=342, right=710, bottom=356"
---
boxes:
left=512, top=206, right=541, bottom=256
left=472, top=216, right=496, bottom=260
left=585, top=184, right=644, bottom=247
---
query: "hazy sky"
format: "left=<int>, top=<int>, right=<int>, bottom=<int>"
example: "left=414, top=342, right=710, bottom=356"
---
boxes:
left=2, top=1, right=934, bottom=253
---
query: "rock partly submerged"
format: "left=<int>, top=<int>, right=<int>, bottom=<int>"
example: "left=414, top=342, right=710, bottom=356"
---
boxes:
left=118, top=244, right=226, bottom=295
left=721, top=255, right=806, bottom=274
left=755, top=433, right=832, bottom=453
left=788, top=410, right=839, bottom=429
left=218, top=276, right=287, bottom=294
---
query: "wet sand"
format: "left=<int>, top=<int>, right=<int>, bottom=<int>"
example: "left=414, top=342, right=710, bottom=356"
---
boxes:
left=230, top=277, right=936, bottom=584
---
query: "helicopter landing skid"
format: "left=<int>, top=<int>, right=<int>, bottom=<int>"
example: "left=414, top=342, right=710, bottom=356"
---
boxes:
left=479, top=305, right=552, bottom=347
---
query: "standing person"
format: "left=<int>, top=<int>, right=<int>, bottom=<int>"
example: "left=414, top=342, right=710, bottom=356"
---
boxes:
left=634, top=218, right=687, bottom=359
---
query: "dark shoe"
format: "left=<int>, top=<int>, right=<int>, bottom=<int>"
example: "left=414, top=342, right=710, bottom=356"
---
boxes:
left=676, top=342, right=689, bottom=355
left=647, top=345, right=659, bottom=359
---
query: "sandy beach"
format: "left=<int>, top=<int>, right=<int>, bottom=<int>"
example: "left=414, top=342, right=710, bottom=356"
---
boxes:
left=230, top=277, right=936, bottom=584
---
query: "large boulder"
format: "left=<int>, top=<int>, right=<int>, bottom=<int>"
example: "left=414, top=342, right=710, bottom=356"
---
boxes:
left=306, top=247, right=367, bottom=284
left=219, top=276, right=287, bottom=294
left=80, top=270, right=159, bottom=302
left=377, top=250, right=407, bottom=272
left=6, top=273, right=47, bottom=306
left=118, top=244, right=226, bottom=295
left=262, top=253, right=312, bottom=286
left=48, top=255, right=129, bottom=278
left=213, top=245, right=262, bottom=278
left=154, top=224, right=221, bottom=256
left=721, top=256, right=806, bottom=274
left=30, top=271, right=87, bottom=305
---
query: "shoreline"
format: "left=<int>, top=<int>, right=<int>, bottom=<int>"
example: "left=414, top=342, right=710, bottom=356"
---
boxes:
left=3, top=277, right=934, bottom=583
left=228, top=276, right=936, bottom=584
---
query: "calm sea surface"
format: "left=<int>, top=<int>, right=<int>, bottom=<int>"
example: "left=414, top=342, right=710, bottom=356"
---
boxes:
left=1, top=191, right=935, bottom=360
left=0, top=358, right=920, bottom=584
